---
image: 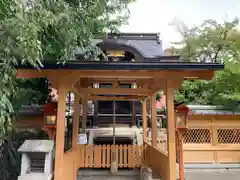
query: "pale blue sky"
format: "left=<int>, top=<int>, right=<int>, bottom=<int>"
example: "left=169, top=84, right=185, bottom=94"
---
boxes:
left=121, top=0, right=240, bottom=49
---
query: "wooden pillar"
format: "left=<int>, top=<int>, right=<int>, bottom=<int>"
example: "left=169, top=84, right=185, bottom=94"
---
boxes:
left=151, top=94, right=157, bottom=147
left=72, top=95, right=80, bottom=149
left=82, top=98, right=87, bottom=132
left=54, top=86, right=67, bottom=180
left=165, top=80, right=177, bottom=180
left=132, top=101, right=136, bottom=126
left=142, top=99, right=147, bottom=142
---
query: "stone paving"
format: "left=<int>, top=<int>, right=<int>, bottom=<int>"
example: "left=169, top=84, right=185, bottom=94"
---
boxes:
left=77, top=169, right=240, bottom=180
left=184, top=169, right=240, bottom=180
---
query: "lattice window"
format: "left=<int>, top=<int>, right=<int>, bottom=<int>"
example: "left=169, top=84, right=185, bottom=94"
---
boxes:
left=183, top=128, right=212, bottom=144
left=217, top=128, right=240, bottom=144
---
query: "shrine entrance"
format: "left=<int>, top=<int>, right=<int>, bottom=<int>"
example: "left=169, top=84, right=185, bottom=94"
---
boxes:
left=16, top=33, right=224, bottom=180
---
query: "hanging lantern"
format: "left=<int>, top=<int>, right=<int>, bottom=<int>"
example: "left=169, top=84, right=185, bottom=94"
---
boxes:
left=45, top=114, right=57, bottom=125
left=44, top=102, right=57, bottom=126
left=43, top=102, right=58, bottom=140
left=175, top=105, right=189, bottom=129
left=175, top=112, right=187, bottom=129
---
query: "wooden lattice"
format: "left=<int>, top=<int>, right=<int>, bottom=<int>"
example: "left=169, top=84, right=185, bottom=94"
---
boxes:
left=217, top=128, right=240, bottom=144
left=183, top=128, right=212, bottom=144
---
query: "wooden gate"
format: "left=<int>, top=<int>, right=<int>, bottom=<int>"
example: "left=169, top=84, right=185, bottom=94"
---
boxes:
left=78, top=144, right=144, bottom=168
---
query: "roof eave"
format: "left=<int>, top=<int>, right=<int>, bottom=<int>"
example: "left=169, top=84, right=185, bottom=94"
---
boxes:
left=17, top=62, right=224, bottom=71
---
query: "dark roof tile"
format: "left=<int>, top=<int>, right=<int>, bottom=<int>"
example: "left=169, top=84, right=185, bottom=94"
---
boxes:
left=76, top=33, right=164, bottom=60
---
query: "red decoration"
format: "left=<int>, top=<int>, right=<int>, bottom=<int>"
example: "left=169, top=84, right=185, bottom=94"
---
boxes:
left=44, top=102, right=58, bottom=114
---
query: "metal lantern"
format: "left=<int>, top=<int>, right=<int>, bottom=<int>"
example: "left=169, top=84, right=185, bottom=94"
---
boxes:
left=175, top=104, right=189, bottom=129
left=43, top=102, right=58, bottom=140
left=45, top=114, right=57, bottom=125
left=175, top=112, right=187, bottom=129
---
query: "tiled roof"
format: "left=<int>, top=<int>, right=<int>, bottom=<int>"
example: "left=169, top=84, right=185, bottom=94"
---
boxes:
left=75, top=33, right=166, bottom=60
left=186, top=105, right=240, bottom=115
left=18, top=105, right=44, bottom=115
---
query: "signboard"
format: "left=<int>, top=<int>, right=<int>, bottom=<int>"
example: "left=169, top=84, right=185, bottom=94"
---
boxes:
left=78, top=134, right=87, bottom=144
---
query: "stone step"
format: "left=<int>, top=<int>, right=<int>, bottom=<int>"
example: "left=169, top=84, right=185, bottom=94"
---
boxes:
left=18, top=173, right=53, bottom=180
left=77, top=175, right=139, bottom=180
left=77, top=169, right=140, bottom=180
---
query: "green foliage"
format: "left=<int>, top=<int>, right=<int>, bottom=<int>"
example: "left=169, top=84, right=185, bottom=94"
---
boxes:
left=172, top=18, right=240, bottom=108
left=13, top=78, right=50, bottom=111
left=0, top=0, right=134, bottom=179
left=170, top=18, right=240, bottom=63
left=0, top=0, right=133, bottom=136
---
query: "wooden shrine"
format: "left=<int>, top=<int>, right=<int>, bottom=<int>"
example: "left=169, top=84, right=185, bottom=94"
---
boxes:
left=16, top=33, right=224, bottom=180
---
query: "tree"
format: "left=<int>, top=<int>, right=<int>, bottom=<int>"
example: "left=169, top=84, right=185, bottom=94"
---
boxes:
left=170, top=18, right=240, bottom=108
left=0, top=0, right=134, bottom=179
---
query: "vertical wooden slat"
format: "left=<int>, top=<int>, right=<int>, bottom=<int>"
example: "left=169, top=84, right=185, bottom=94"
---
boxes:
left=136, top=145, right=140, bottom=166
left=131, top=145, right=135, bottom=167
left=119, top=145, right=123, bottom=168
left=134, top=145, right=138, bottom=167
left=128, top=145, right=133, bottom=168
left=94, top=145, right=102, bottom=167
left=84, top=145, right=88, bottom=167
left=85, top=145, right=93, bottom=167
left=78, top=145, right=85, bottom=168
left=115, top=145, right=119, bottom=167
left=89, top=145, right=93, bottom=167
left=123, top=145, right=127, bottom=167
left=102, top=145, right=106, bottom=168
left=107, top=145, right=111, bottom=167
left=140, top=145, right=143, bottom=165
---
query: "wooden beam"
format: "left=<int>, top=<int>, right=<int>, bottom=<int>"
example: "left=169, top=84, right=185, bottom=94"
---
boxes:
left=16, top=69, right=216, bottom=80
left=150, top=78, right=183, bottom=94
left=78, top=88, right=151, bottom=95
left=87, top=95, right=146, bottom=101
left=83, top=78, right=138, bottom=85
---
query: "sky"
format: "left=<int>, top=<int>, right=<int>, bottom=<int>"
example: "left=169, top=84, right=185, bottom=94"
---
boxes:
left=121, top=0, right=240, bottom=49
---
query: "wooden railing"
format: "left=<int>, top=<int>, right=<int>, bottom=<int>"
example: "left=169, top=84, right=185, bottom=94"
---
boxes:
left=147, top=128, right=168, bottom=153
left=60, top=144, right=168, bottom=180
left=76, top=144, right=144, bottom=168
left=144, top=143, right=169, bottom=180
